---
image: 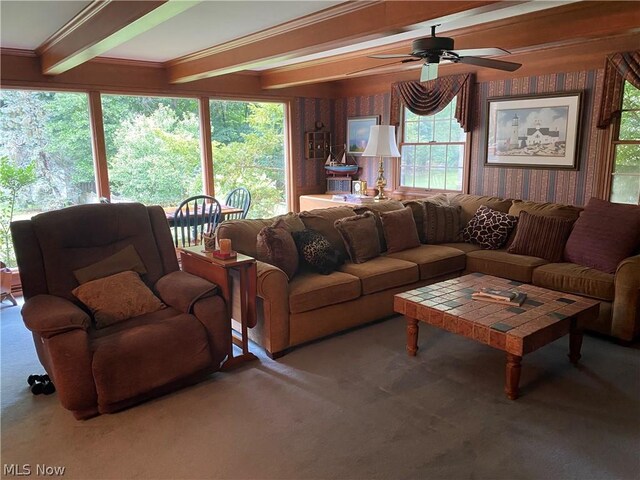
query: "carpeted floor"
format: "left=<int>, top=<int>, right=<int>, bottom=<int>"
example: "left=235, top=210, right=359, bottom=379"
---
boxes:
left=2, top=298, right=639, bottom=480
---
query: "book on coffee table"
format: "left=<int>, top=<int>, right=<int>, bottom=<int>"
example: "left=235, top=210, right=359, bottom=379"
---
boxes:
left=472, top=288, right=527, bottom=306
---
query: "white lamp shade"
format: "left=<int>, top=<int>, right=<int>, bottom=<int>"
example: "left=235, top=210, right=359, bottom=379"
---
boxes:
left=361, top=125, right=401, bottom=157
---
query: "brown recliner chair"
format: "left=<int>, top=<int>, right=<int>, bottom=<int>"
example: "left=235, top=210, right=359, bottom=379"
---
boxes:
left=11, top=202, right=231, bottom=419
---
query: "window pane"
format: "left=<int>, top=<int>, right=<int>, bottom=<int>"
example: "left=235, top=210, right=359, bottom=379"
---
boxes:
left=415, top=145, right=430, bottom=168
left=404, top=121, right=419, bottom=143
left=401, top=165, right=415, bottom=187
left=414, top=167, right=429, bottom=188
left=622, top=82, right=640, bottom=110
left=430, top=168, right=446, bottom=189
left=102, top=95, right=201, bottom=208
left=431, top=145, right=447, bottom=167
left=619, top=110, right=640, bottom=140
left=613, top=144, right=640, bottom=173
left=446, top=168, right=463, bottom=191
left=405, top=108, right=419, bottom=121
left=611, top=175, right=640, bottom=205
left=210, top=100, right=286, bottom=218
left=418, top=118, right=433, bottom=143
left=0, top=90, right=95, bottom=266
left=447, top=145, right=464, bottom=168
left=434, top=120, right=451, bottom=143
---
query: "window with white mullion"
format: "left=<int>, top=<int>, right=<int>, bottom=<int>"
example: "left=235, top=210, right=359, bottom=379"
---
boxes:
left=399, top=97, right=465, bottom=192
left=610, top=81, right=640, bottom=205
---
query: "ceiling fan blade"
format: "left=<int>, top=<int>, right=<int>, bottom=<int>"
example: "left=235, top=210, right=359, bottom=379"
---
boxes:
left=347, top=58, right=419, bottom=76
left=420, top=63, right=439, bottom=82
left=369, top=54, right=419, bottom=59
left=451, top=47, right=510, bottom=57
left=458, top=56, right=522, bottom=72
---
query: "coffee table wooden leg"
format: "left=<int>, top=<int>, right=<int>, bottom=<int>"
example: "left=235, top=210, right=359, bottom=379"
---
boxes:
left=569, top=319, right=583, bottom=365
left=406, top=316, right=419, bottom=357
left=505, top=353, right=522, bottom=400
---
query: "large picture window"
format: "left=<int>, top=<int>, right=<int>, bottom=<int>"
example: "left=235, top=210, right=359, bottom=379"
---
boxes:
left=210, top=100, right=286, bottom=218
left=0, top=90, right=95, bottom=266
left=399, top=98, right=466, bottom=192
left=610, top=81, right=640, bottom=205
left=101, top=95, right=202, bottom=207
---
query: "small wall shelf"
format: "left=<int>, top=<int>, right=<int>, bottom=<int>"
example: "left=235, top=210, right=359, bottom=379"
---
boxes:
left=305, top=131, right=331, bottom=160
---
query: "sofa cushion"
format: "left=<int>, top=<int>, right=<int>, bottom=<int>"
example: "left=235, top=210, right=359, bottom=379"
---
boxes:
left=91, top=309, right=211, bottom=406
left=292, top=229, right=344, bottom=275
left=532, top=263, right=615, bottom=301
left=564, top=197, right=640, bottom=274
left=339, top=256, right=418, bottom=295
left=506, top=199, right=582, bottom=246
left=466, top=249, right=548, bottom=283
left=334, top=212, right=381, bottom=264
left=380, top=207, right=421, bottom=253
left=463, top=206, right=518, bottom=250
left=73, top=245, right=147, bottom=284
left=450, top=194, right=512, bottom=225
left=72, top=271, right=166, bottom=329
left=299, top=206, right=356, bottom=258
left=387, top=245, right=466, bottom=280
left=423, top=202, right=463, bottom=244
left=256, top=224, right=299, bottom=280
left=289, top=270, right=361, bottom=314
left=507, top=211, right=575, bottom=262
left=354, top=200, right=404, bottom=251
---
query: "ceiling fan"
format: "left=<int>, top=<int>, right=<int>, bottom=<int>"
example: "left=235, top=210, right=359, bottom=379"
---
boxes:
left=364, top=25, right=522, bottom=82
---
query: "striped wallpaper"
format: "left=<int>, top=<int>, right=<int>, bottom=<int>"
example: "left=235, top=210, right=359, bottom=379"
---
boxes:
left=303, top=68, right=605, bottom=206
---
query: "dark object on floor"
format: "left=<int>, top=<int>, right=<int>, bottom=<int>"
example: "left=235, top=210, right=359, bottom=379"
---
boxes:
left=29, top=374, right=55, bottom=395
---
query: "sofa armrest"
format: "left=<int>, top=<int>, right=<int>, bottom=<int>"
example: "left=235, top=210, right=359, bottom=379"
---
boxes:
left=22, top=294, right=91, bottom=339
left=255, top=260, right=291, bottom=355
left=613, top=254, right=640, bottom=341
left=155, top=270, right=218, bottom=314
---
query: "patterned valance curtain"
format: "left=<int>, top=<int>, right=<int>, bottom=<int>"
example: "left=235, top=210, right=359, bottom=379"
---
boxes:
left=597, top=50, right=640, bottom=129
left=390, top=73, right=473, bottom=132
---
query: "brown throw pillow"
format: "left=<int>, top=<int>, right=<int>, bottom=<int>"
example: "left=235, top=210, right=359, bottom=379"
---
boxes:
left=507, top=211, right=575, bottom=262
left=423, top=202, right=463, bottom=244
left=380, top=207, right=420, bottom=253
left=73, top=245, right=147, bottom=284
left=256, top=222, right=299, bottom=280
left=334, top=212, right=381, bottom=263
left=564, top=197, right=640, bottom=274
left=463, top=206, right=518, bottom=250
left=72, top=271, right=165, bottom=329
left=272, top=212, right=306, bottom=233
left=354, top=200, right=404, bottom=252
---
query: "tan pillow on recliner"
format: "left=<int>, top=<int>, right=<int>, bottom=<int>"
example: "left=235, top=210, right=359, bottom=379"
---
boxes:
left=72, top=271, right=165, bottom=328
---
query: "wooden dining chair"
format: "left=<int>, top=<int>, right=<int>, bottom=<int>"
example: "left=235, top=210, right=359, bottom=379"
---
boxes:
left=224, top=187, right=251, bottom=220
left=172, top=195, right=222, bottom=247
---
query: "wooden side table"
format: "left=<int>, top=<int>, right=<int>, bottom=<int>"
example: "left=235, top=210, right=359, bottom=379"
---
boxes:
left=179, top=246, right=258, bottom=370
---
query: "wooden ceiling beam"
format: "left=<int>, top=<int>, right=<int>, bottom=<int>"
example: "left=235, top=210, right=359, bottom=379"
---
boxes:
left=260, top=1, right=640, bottom=89
left=166, top=0, right=498, bottom=84
left=38, top=0, right=199, bottom=76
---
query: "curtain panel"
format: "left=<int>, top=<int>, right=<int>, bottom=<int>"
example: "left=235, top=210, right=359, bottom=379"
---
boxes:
left=390, top=73, right=473, bottom=132
left=597, top=50, right=640, bottom=129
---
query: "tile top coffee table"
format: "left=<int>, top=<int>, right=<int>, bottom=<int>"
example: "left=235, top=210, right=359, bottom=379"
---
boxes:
left=394, top=273, right=600, bottom=399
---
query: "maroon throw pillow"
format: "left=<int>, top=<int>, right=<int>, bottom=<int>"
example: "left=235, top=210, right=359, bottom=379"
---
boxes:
left=564, top=197, right=640, bottom=273
left=256, top=225, right=299, bottom=280
left=507, top=211, right=575, bottom=262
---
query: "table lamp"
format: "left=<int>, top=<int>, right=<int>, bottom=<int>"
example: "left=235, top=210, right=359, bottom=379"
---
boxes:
left=361, top=125, right=401, bottom=200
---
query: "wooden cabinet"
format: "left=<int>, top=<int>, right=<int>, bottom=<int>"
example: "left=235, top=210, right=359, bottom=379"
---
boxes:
left=305, top=131, right=331, bottom=160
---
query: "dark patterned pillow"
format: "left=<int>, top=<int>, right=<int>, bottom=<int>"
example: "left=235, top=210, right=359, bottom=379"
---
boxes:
left=423, top=202, right=463, bottom=244
left=291, top=229, right=344, bottom=275
left=463, top=205, right=518, bottom=250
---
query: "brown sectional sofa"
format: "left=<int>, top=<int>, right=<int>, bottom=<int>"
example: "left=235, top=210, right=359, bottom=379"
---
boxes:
left=218, top=194, right=640, bottom=358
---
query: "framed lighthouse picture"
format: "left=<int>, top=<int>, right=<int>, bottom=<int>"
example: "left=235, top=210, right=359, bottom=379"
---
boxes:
left=484, top=92, right=582, bottom=169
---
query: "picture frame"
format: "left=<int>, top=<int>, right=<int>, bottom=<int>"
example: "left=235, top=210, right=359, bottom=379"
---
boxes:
left=484, top=92, right=582, bottom=169
left=347, top=115, right=380, bottom=155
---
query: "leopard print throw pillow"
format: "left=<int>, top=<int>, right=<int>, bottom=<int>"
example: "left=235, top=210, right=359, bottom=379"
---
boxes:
left=291, top=229, right=344, bottom=275
left=463, top=205, right=518, bottom=250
